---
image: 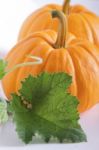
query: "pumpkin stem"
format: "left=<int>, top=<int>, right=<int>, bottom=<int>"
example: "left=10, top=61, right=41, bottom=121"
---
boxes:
left=5, top=56, right=42, bottom=76
left=51, top=10, right=67, bottom=48
left=62, top=0, right=70, bottom=15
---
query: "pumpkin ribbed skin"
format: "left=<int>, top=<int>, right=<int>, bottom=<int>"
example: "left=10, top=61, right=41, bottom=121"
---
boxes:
left=18, top=4, right=61, bottom=40
left=18, top=4, right=99, bottom=47
left=2, top=30, right=99, bottom=113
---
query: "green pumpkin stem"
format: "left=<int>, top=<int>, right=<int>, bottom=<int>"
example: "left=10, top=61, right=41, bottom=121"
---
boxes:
left=51, top=10, right=67, bottom=48
left=62, top=0, right=70, bottom=15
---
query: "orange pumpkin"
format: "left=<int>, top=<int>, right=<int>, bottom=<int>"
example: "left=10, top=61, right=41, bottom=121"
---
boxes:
left=2, top=10, right=99, bottom=113
left=18, top=0, right=99, bottom=47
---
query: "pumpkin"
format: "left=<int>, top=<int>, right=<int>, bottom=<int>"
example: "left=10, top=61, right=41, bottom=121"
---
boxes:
left=2, top=10, right=99, bottom=113
left=18, top=0, right=99, bottom=47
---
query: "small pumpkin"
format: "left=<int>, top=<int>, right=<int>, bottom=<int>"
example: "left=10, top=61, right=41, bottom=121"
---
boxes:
left=18, top=0, right=99, bottom=47
left=2, top=10, right=99, bottom=113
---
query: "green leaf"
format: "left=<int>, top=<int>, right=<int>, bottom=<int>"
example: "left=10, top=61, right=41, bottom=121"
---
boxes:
left=9, top=72, right=87, bottom=144
left=0, top=59, right=7, bottom=79
left=0, top=98, right=8, bottom=124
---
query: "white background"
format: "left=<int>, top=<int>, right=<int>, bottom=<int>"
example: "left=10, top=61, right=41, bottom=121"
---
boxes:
left=0, top=0, right=99, bottom=150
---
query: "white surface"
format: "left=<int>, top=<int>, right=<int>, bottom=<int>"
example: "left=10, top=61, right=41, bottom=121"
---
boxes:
left=0, top=0, right=99, bottom=150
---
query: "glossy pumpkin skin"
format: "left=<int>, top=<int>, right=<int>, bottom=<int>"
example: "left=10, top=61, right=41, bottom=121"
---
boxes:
left=2, top=29, right=99, bottom=113
left=18, top=3, right=99, bottom=47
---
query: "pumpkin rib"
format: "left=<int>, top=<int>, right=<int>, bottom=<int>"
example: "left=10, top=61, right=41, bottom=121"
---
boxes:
left=6, top=31, right=57, bottom=62
left=5, top=36, right=45, bottom=62
left=65, top=47, right=78, bottom=96
left=18, top=8, right=50, bottom=40
left=46, top=4, right=61, bottom=10
left=3, top=37, right=53, bottom=98
left=81, top=13, right=99, bottom=47
left=6, top=30, right=57, bottom=68
left=26, top=30, right=57, bottom=47
left=15, top=40, right=54, bottom=93
left=68, top=45, right=99, bottom=112
left=5, top=35, right=42, bottom=61
left=27, top=11, right=51, bottom=34
left=5, top=38, right=41, bottom=76
left=67, top=46, right=90, bottom=112
left=68, top=14, right=94, bottom=43
left=18, top=5, right=61, bottom=40
left=25, top=30, right=56, bottom=46
left=77, top=42, right=99, bottom=109
left=74, top=39, right=99, bottom=65
left=77, top=45, right=99, bottom=110
left=39, top=49, right=54, bottom=72
left=70, top=4, right=89, bottom=13
left=44, top=48, right=77, bottom=96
